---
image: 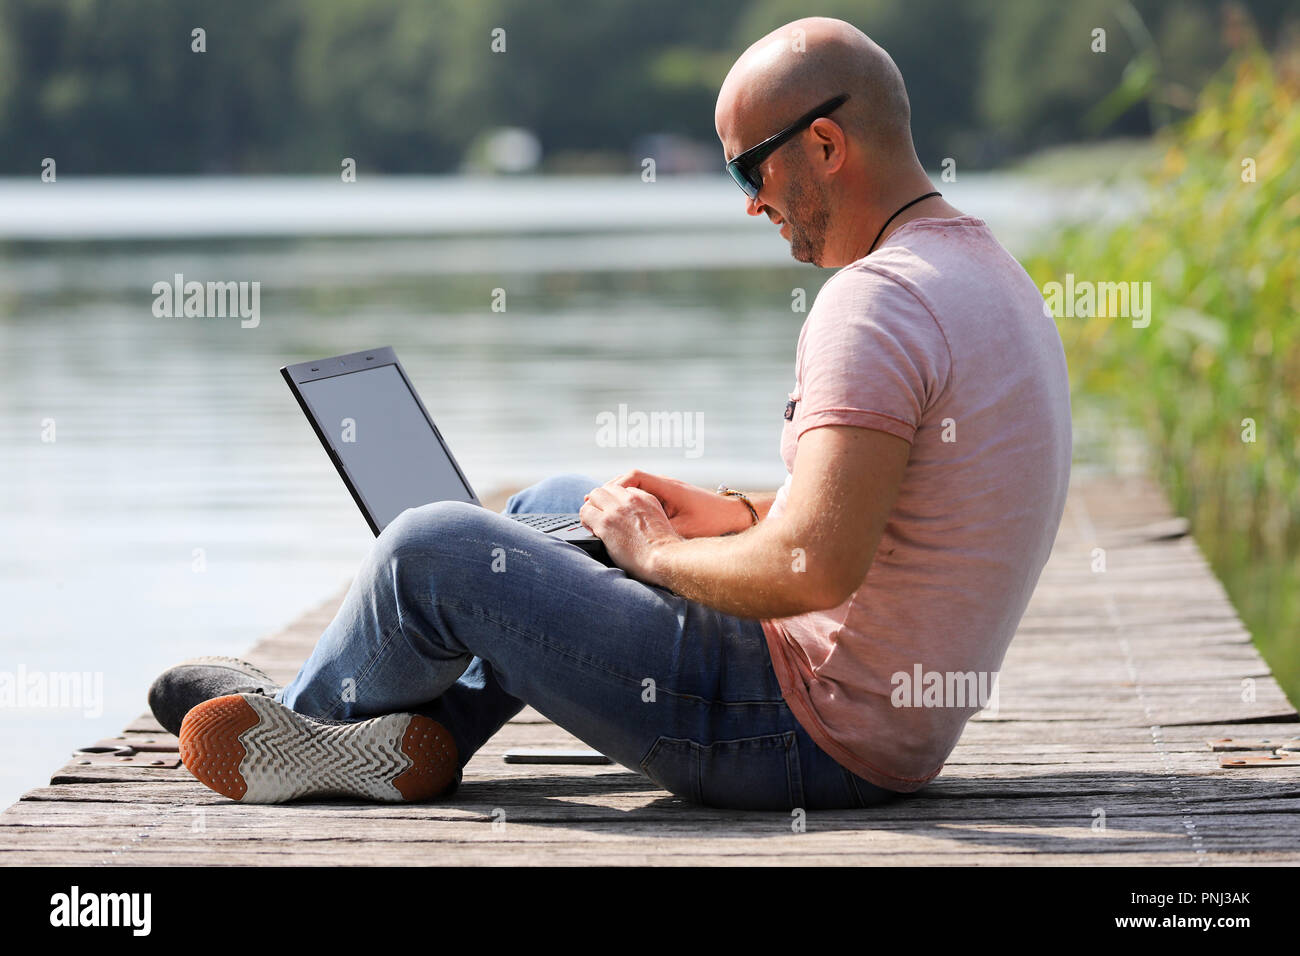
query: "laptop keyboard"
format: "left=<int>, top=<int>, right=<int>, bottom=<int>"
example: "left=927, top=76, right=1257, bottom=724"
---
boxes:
left=508, top=513, right=583, bottom=533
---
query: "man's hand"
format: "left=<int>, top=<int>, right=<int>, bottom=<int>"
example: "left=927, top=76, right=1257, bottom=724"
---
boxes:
left=599, top=426, right=910, bottom=619
left=604, top=469, right=754, bottom=538
left=579, top=480, right=682, bottom=587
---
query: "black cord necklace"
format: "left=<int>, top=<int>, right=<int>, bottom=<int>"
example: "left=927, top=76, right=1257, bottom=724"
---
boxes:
left=867, top=190, right=942, bottom=254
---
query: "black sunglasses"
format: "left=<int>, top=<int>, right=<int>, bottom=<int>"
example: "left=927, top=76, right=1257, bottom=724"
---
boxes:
left=725, top=93, right=849, bottom=200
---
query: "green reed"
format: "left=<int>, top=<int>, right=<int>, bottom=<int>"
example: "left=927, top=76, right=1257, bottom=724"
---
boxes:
left=1023, top=46, right=1300, bottom=704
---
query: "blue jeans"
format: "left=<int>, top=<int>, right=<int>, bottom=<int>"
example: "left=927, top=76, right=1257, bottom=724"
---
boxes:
left=277, top=474, right=898, bottom=810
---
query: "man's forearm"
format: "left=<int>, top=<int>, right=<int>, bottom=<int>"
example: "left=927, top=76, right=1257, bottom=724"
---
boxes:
left=649, top=517, right=836, bottom=620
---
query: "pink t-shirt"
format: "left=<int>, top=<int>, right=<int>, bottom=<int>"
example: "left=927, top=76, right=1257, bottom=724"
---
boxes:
left=761, top=215, right=1071, bottom=792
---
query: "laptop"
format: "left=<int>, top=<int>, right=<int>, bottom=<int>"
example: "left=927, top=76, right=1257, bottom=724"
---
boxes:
left=281, top=346, right=607, bottom=561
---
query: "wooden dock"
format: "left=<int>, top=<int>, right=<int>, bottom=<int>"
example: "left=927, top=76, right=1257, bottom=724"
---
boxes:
left=2, top=474, right=1297, bottom=865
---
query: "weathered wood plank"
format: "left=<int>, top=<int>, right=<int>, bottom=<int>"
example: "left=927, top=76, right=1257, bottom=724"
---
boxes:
left=2, top=475, right=1298, bottom=866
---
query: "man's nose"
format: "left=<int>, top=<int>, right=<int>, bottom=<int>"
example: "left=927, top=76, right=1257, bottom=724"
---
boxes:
left=745, top=193, right=765, bottom=217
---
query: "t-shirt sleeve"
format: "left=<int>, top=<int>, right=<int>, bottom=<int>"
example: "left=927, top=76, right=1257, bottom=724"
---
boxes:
left=793, top=265, right=952, bottom=445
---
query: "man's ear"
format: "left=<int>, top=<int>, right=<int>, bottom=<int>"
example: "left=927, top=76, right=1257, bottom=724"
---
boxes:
left=809, top=118, right=847, bottom=175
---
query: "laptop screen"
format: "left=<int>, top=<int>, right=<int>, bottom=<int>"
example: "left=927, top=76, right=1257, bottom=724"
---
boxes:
left=296, top=363, right=476, bottom=532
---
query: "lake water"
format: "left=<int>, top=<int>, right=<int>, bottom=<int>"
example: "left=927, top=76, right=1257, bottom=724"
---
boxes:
left=0, top=172, right=1136, bottom=808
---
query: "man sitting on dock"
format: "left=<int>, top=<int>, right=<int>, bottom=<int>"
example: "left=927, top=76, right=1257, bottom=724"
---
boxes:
left=150, top=16, right=1071, bottom=809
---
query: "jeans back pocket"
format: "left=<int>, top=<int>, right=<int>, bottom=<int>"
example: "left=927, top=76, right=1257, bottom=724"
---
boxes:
left=640, top=732, right=804, bottom=811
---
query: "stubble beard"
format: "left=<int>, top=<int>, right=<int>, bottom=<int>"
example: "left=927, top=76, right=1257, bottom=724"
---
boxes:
left=782, top=157, right=830, bottom=266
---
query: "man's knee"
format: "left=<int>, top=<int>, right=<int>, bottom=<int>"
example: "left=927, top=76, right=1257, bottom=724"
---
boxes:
left=380, top=500, right=488, bottom=553
left=370, top=501, right=503, bottom=601
left=506, top=473, right=600, bottom=514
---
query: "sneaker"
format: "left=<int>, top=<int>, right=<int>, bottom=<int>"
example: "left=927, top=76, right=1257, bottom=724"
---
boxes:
left=148, top=656, right=282, bottom=737
left=178, top=693, right=459, bottom=803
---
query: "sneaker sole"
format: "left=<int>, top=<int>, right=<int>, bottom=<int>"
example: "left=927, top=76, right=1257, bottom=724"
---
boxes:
left=178, top=693, right=457, bottom=803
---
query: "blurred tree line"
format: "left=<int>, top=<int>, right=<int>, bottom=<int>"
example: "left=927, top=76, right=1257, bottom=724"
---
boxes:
left=0, top=0, right=1293, bottom=175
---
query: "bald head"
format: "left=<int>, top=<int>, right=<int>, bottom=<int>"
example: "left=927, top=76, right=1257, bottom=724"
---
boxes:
left=714, top=18, right=955, bottom=266
left=716, top=17, right=915, bottom=163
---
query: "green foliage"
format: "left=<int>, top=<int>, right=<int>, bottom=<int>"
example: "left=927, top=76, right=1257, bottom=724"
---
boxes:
left=1022, top=46, right=1300, bottom=702
left=0, top=0, right=1289, bottom=173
